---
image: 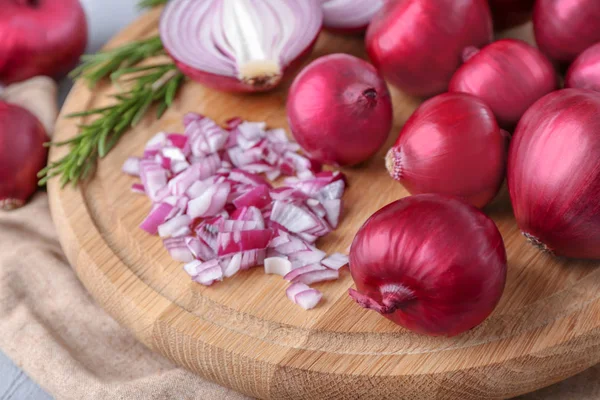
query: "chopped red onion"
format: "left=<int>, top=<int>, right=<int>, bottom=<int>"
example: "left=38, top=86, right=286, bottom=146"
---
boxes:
left=284, top=263, right=327, bottom=282
left=131, top=183, right=145, bottom=194
left=125, top=113, right=347, bottom=309
left=294, top=288, right=323, bottom=310
left=264, top=257, right=293, bottom=276
left=164, top=237, right=195, bottom=262
left=321, top=253, right=349, bottom=270
left=292, top=269, right=340, bottom=285
left=233, top=185, right=271, bottom=209
left=122, top=157, right=141, bottom=176
left=286, top=282, right=322, bottom=310
left=185, top=236, right=215, bottom=261
left=140, top=202, right=175, bottom=235
left=222, top=253, right=242, bottom=278
left=217, top=229, right=273, bottom=256
left=158, top=214, right=192, bottom=238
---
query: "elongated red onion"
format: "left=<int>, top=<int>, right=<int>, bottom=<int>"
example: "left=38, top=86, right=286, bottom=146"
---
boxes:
left=0, top=0, right=87, bottom=84
left=349, top=194, right=506, bottom=336
left=489, top=0, right=535, bottom=31
left=287, top=54, right=392, bottom=166
left=449, top=39, right=557, bottom=129
left=566, top=43, right=600, bottom=92
left=386, top=93, right=507, bottom=208
left=508, top=89, right=600, bottom=259
left=366, top=0, right=493, bottom=97
left=160, top=0, right=323, bottom=92
left=321, top=0, right=384, bottom=33
left=0, top=101, right=47, bottom=210
left=533, top=0, right=600, bottom=64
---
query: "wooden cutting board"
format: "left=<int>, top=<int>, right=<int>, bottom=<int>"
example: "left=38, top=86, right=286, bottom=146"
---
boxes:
left=47, top=8, right=600, bottom=400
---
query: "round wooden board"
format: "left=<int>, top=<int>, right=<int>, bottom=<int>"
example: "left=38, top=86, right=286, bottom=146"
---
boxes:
left=48, top=9, right=600, bottom=400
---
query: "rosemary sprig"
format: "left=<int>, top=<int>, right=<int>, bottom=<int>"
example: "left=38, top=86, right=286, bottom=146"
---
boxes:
left=39, top=64, right=184, bottom=187
left=138, top=0, right=169, bottom=8
left=70, top=36, right=165, bottom=87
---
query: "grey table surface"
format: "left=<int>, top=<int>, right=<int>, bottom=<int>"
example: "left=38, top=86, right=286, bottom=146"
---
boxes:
left=0, top=2, right=141, bottom=399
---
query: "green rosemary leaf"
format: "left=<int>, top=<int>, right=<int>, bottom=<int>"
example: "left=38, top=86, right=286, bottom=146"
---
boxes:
left=39, top=64, right=185, bottom=187
left=138, top=0, right=168, bottom=8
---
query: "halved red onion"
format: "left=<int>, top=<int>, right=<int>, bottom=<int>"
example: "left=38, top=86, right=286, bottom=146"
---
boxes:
left=160, top=0, right=324, bottom=92
left=321, top=0, right=383, bottom=33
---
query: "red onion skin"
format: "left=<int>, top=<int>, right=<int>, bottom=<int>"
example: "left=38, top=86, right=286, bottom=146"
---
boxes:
left=449, top=39, right=557, bottom=129
left=0, top=0, right=88, bottom=85
left=533, top=0, right=600, bottom=64
left=489, top=0, right=535, bottom=31
left=365, top=0, right=493, bottom=97
left=565, top=42, right=600, bottom=92
left=287, top=53, right=393, bottom=166
left=0, top=101, right=48, bottom=210
left=349, top=194, right=507, bottom=337
left=172, top=36, right=319, bottom=93
left=386, top=93, right=507, bottom=208
left=508, top=89, right=600, bottom=259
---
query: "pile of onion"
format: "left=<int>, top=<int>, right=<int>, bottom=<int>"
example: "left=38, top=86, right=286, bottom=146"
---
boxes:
left=365, top=0, right=493, bottom=97
left=449, top=39, right=557, bottom=129
left=0, top=101, right=48, bottom=210
left=287, top=54, right=393, bottom=166
left=321, top=0, right=383, bottom=33
left=566, top=43, right=600, bottom=92
left=0, top=0, right=87, bottom=84
left=533, top=0, right=600, bottom=64
left=159, top=0, right=323, bottom=92
left=348, top=194, right=507, bottom=337
left=386, top=93, right=507, bottom=208
left=508, top=89, right=600, bottom=259
left=124, top=113, right=350, bottom=309
left=489, top=0, right=535, bottom=31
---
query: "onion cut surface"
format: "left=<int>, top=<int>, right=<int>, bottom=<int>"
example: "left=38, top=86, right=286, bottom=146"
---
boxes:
left=160, top=0, right=323, bottom=92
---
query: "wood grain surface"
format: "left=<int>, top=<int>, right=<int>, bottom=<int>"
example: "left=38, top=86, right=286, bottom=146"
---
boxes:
left=47, top=9, right=600, bottom=400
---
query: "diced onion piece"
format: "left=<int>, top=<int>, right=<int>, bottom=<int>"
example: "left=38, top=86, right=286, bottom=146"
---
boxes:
left=140, top=202, right=174, bottom=235
left=284, top=263, right=327, bottom=282
left=271, top=201, right=319, bottom=233
left=264, top=257, right=292, bottom=276
left=292, top=269, right=340, bottom=285
left=158, top=214, right=192, bottom=238
left=321, top=253, right=349, bottom=270
left=217, top=229, right=273, bottom=256
left=222, top=253, right=243, bottom=278
left=294, top=289, right=323, bottom=310
left=164, top=237, right=194, bottom=262
left=122, top=157, right=141, bottom=176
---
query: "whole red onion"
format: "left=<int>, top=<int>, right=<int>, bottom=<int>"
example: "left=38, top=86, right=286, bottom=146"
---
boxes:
left=0, top=101, right=48, bottom=210
left=365, top=0, right=493, bottom=97
left=566, top=42, right=600, bottom=92
left=160, top=0, right=323, bottom=92
left=386, top=93, right=507, bottom=208
left=508, top=89, right=600, bottom=259
left=287, top=54, right=393, bottom=166
left=0, top=0, right=88, bottom=85
left=489, top=0, right=535, bottom=31
left=348, top=194, right=507, bottom=337
left=449, top=39, right=557, bottom=129
left=533, top=0, right=600, bottom=64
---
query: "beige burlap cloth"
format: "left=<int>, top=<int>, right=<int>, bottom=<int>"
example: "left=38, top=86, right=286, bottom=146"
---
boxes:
left=0, top=79, right=598, bottom=400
